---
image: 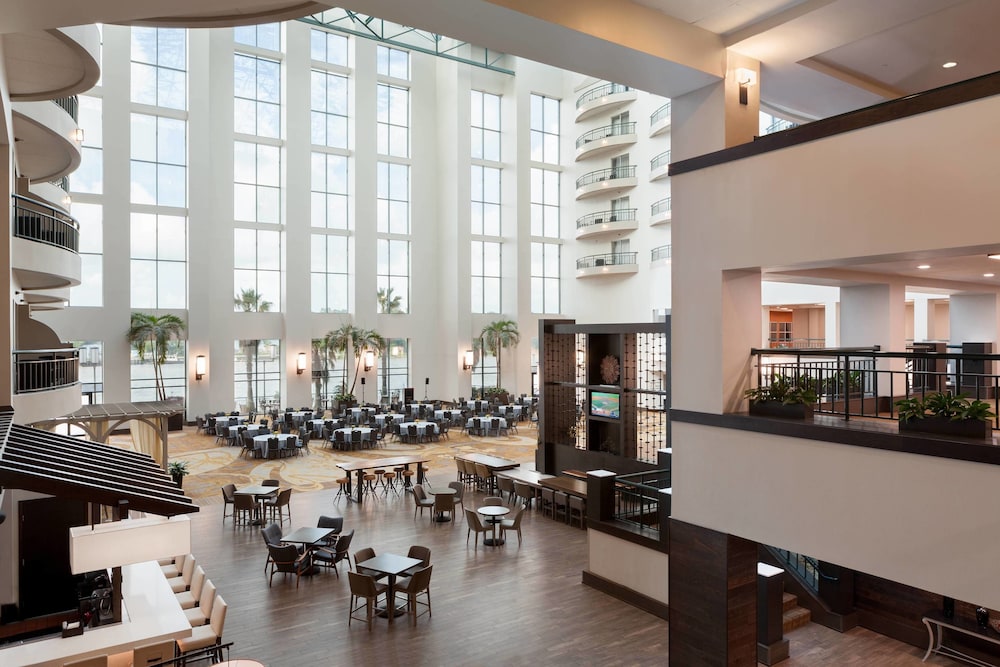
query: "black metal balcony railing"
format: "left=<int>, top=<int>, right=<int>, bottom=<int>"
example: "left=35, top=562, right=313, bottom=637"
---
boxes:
left=651, top=245, right=672, bottom=261
left=651, top=197, right=672, bottom=217
left=576, top=208, right=637, bottom=229
left=52, top=95, right=79, bottom=122
left=650, top=150, right=672, bottom=171
left=12, top=195, right=80, bottom=253
left=614, top=469, right=671, bottom=533
left=49, top=177, right=70, bottom=192
left=575, top=122, right=637, bottom=149
left=764, top=118, right=797, bottom=135
left=14, top=349, right=80, bottom=394
left=576, top=252, right=638, bottom=269
left=575, top=166, right=637, bottom=189
left=576, top=82, right=631, bottom=109
left=650, top=102, right=671, bottom=126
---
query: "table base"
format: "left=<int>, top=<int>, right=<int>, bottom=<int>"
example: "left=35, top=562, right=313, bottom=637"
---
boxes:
left=484, top=537, right=505, bottom=547
left=433, top=514, right=451, bottom=523
left=376, top=602, right=407, bottom=618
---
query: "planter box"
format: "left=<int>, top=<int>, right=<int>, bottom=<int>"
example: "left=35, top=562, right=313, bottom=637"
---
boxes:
left=898, top=416, right=992, bottom=439
left=749, top=401, right=814, bottom=419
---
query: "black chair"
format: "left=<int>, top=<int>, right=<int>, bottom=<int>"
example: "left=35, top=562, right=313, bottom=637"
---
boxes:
left=313, top=528, right=353, bottom=576
left=266, top=543, right=311, bottom=588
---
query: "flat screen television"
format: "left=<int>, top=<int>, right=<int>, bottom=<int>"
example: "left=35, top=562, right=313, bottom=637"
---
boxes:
left=590, top=391, right=620, bottom=419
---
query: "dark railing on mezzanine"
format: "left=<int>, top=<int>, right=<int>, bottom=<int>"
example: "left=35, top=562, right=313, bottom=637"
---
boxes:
left=14, top=349, right=80, bottom=394
left=768, top=337, right=827, bottom=349
left=650, top=102, right=671, bottom=125
left=52, top=95, right=79, bottom=121
left=575, top=166, right=637, bottom=189
left=751, top=346, right=1000, bottom=428
left=576, top=252, right=638, bottom=270
left=771, top=547, right=837, bottom=593
left=650, top=150, right=671, bottom=171
left=12, top=194, right=80, bottom=253
left=576, top=82, right=631, bottom=108
left=651, top=245, right=671, bottom=262
left=614, top=469, right=670, bottom=534
left=576, top=208, right=637, bottom=229
left=651, top=197, right=671, bottom=217
left=576, top=122, right=637, bottom=149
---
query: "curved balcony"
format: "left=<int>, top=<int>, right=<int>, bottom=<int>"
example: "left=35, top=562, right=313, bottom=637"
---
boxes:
left=12, top=195, right=81, bottom=292
left=575, top=166, right=637, bottom=200
left=650, top=197, right=672, bottom=226
left=649, top=150, right=671, bottom=182
left=651, top=245, right=672, bottom=265
left=576, top=208, right=638, bottom=240
left=575, top=83, right=636, bottom=122
left=11, top=348, right=81, bottom=424
left=650, top=102, right=672, bottom=137
left=4, top=25, right=101, bottom=100
left=12, top=98, right=82, bottom=183
left=575, top=122, right=637, bottom=161
left=576, top=252, right=639, bottom=278
left=122, top=2, right=331, bottom=28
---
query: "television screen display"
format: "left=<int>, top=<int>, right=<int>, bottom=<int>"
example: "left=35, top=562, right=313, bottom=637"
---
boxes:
left=590, top=391, right=620, bottom=419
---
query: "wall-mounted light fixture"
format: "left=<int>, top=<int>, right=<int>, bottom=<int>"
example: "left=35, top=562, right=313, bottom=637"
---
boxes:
left=195, top=355, right=206, bottom=381
left=296, top=352, right=307, bottom=375
left=735, top=67, right=757, bottom=105
left=463, top=350, right=474, bottom=371
left=363, top=350, right=375, bottom=371
left=73, top=128, right=85, bottom=143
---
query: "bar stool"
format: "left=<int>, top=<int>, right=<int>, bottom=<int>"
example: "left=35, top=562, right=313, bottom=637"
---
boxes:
left=334, top=476, right=350, bottom=500
left=381, top=470, right=398, bottom=495
left=363, top=472, right=380, bottom=496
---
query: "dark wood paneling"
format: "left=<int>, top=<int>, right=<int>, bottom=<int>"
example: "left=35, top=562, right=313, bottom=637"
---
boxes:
left=582, top=570, right=669, bottom=620
left=670, top=70, right=1000, bottom=176
left=547, top=444, right=660, bottom=477
left=669, top=519, right=757, bottom=666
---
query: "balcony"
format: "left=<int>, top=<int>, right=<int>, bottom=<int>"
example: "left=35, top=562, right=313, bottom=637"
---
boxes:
left=575, top=166, right=637, bottom=200
left=576, top=208, right=638, bottom=240
left=576, top=252, right=639, bottom=278
left=575, top=83, right=636, bottom=122
left=649, top=103, right=671, bottom=137
left=12, top=348, right=81, bottom=424
left=651, top=245, right=672, bottom=265
left=575, top=122, right=637, bottom=161
left=650, top=197, right=672, bottom=226
left=649, top=150, right=671, bottom=182
left=11, top=194, right=81, bottom=292
left=11, top=97, right=82, bottom=183
left=4, top=25, right=100, bottom=100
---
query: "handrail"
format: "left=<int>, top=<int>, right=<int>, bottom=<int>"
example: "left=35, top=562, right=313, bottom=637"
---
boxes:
left=575, top=122, right=637, bottom=148
left=576, top=252, right=637, bottom=269
left=12, top=194, right=80, bottom=253
left=576, top=208, right=637, bottom=229
left=576, top=82, right=631, bottom=109
left=13, top=349, right=80, bottom=394
left=650, top=102, right=671, bottom=125
left=650, top=150, right=671, bottom=171
left=575, top=165, right=637, bottom=189
left=771, top=547, right=838, bottom=592
left=764, top=118, right=797, bottom=134
left=52, top=95, right=79, bottom=121
left=651, top=197, right=671, bottom=216
left=651, top=245, right=671, bottom=261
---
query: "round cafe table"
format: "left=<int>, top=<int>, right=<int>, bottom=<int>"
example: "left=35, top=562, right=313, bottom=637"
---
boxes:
left=477, top=506, right=510, bottom=546
left=211, top=661, right=265, bottom=667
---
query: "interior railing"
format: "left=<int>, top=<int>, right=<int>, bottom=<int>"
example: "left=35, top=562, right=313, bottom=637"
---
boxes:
left=14, top=349, right=80, bottom=394
left=650, top=150, right=671, bottom=170
left=614, top=469, right=671, bottom=534
left=12, top=194, right=80, bottom=253
left=650, top=102, right=671, bottom=125
left=576, top=82, right=630, bottom=108
left=576, top=122, right=637, bottom=148
left=650, top=197, right=671, bottom=217
left=651, top=245, right=671, bottom=261
left=576, top=166, right=637, bottom=189
left=576, top=208, right=637, bottom=229
left=576, top=252, right=638, bottom=269
left=770, top=547, right=837, bottom=593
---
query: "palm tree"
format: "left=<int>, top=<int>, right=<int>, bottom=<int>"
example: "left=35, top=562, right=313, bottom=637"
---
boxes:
left=349, top=328, right=386, bottom=395
left=311, top=337, right=337, bottom=412
left=326, top=322, right=359, bottom=397
left=377, top=286, right=403, bottom=314
left=126, top=312, right=186, bottom=401
left=479, top=319, right=520, bottom=389
left=234, top=288, right=271, bottom=411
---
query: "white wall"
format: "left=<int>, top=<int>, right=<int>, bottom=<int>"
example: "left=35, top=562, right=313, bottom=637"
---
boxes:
left=588, top=530, right=668, bottom=604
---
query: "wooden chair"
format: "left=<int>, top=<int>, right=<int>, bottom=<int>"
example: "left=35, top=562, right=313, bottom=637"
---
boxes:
left=347, top=571, right=388, bottom=632
left=568, top=495, right=586, bottom=528
left=497, top=475, right=516, bottom=503
left=412, top=485, right=435, bottom=519
left=483, top=496, right=504, bottom=506
left=232, top=494, right=257, bottom=528
left=175, top=595, right=227, bottom=664
left=266, top=543, right=312, bottom=588
left=262, top=488, right=292, bottom=525
left=396, top=564, right=433, bottom=626
left=447, top=481, right=465, bottom=515
left=464, top=508, right=489, bottom=549
left=500, top=504, right=527, bottom=546
left=433, top=492, right=453, bottom=522
left=220, top=484, right=236, bottom=523
left=313, top=528, right=353, bottom=576
left=401, top=545, right=431, bottom=577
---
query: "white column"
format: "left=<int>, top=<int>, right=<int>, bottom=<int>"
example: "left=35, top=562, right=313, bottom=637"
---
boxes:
left=912, top=295, right=931, bottom=343
left=824, top=300, right=839, bottom=347
left=840, top=282, right=907, bottom=396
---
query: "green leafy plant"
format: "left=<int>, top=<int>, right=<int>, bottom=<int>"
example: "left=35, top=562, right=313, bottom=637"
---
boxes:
left=895, top=392, right=996, bottom=423
left=744, top=375, right=817, bottom=406
left=167, top=460, right=189, bottom=479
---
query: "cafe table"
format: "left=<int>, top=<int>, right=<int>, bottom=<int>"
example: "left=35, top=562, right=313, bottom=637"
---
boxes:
left=477, top=506, right=511, bottom=546
left=428, top=487, right=457, bottom=522
left=356, top=553, right=423, bottom=622
left=233, top=484, right=278, bottom=525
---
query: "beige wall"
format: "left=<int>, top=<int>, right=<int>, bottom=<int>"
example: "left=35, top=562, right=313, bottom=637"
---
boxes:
left=588, top=530, right=668, bottom=604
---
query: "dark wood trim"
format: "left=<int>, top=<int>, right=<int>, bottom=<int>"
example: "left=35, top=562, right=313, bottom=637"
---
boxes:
left=670, top=409, right=1000, bottom=466
left=588, top=517, right=669, bottom=554
left=669, top=70, right=1000, bottom=176
left=758, top=547, right=859, bottom=632
left=582, top=570, right=669, bottom=621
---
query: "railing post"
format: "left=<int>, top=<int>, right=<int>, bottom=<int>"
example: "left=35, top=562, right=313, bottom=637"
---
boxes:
left=587, top=469, right=617, bottom=523
left=658, top=488, right=671, bottom=548
left=817, top=561, right=855, bottom=615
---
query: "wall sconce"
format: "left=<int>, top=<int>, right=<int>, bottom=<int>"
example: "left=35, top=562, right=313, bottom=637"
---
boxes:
left=735, top=67, right=757, bottom=105
left=73, top=128, right=85, bottom=143
left=296, top=352, right=307, bottom=375
left=363, top=350, right=375, bottom=371
left=195, top=355, right=206, bottom=381
left=463, top=350, right=474, bottom=371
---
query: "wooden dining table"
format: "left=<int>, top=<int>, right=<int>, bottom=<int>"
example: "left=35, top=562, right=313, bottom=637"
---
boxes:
left=539, top=476, right=588, bottom=499
left=337, top=455, right=430, bottom=504
left=455, top=453, right=520, bottom=471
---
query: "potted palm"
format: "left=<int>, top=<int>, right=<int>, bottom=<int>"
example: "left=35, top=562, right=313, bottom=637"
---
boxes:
left=896, top=392, right=995, bottom=439
left=745, top=375, right=817, bottom=419
left=167, top=460, right=190, bottom=488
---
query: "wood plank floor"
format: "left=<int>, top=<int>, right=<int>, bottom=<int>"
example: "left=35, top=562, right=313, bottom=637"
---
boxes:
left=187, top=469, right=950, bottom=666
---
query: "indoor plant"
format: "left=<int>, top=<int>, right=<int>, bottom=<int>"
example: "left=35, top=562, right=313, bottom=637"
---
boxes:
left=745, top=375, right=817, bottom=419
left=167, top=460, right=190, bottom=488
left=895, top=391, right=995, bottom=439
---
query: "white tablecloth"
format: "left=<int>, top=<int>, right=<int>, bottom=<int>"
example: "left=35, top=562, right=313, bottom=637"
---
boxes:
left=399, top=421, right=439, bottom=434
left=253, top=433, right=298, bottom=455
left=334, top=427, right=374, bottom=443
left=373, top=413, right=404, bottom=425
left=434, top=409, right=463, bottom=420
left=406, top=403, right=435, bottom=416
left=465, top=400, right=490, bottom=411
left=466, top=417, right=507, bottom=431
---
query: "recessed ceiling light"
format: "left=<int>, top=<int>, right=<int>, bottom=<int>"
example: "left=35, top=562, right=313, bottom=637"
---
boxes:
left=986, top=273, right=995, bottom=278
left=942, top=62, right=958, bottom=69
left=917, top=264, right=931, bottom=270
left=989, top=254, right=1000, bottom=260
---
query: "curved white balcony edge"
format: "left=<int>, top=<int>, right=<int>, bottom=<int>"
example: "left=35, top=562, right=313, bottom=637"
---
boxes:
left=576, top=218, right=639, bottom=240
left=13, top=382, right=81, bottom=426
left=649, top=164, right=670, bottom=182
left=575, top=176, right=638, bottom=201
left=649, top=116, right=672, bottom=138
left=7, top=25, right=101, bottom=100
left=124, top=2, right=331, bottom=28
left=12, top=236, right=82, bottom=291
left=12, top=102, right=82, bottom=182
left=651, top=257, right=672, bottom=269
left=575, top=133, right=637, bottom=161
left=650, top=210, right=672, bottom=227
left=575, top=90, right=637, bottom=122
left=576, top=264, right=639, bottom=278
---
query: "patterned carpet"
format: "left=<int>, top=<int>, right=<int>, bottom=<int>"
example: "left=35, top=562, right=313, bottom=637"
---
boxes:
left=115, top=425, right=540, bottom=505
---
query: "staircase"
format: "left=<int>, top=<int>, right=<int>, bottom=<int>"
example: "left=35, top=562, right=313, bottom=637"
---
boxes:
left=783, top=592, right=812, bottom=632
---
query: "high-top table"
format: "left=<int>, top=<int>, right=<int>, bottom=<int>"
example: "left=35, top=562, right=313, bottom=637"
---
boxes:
left=456, top=453, right=520, bottom=471
left=337, top=455, right=430, bottom=503
left=356, top=553, right=423, bottom=623
left=495, top=468, right=555, bottom=487
left=539, top=476, right=588, bottom=499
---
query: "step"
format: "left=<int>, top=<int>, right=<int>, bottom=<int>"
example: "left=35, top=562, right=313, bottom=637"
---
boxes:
left=783, top=605, right=812, bottom=633
left=782, top=592, right=798, bottom=613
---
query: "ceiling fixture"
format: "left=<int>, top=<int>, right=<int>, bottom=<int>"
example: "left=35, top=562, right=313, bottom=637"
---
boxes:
left=988, top=254, right=1000, bottom=260
left=942, top=62, right=958, bottom=69
left=917, top=264, right=931, bottom=270
left=985, top=273, right=995, bottom=278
